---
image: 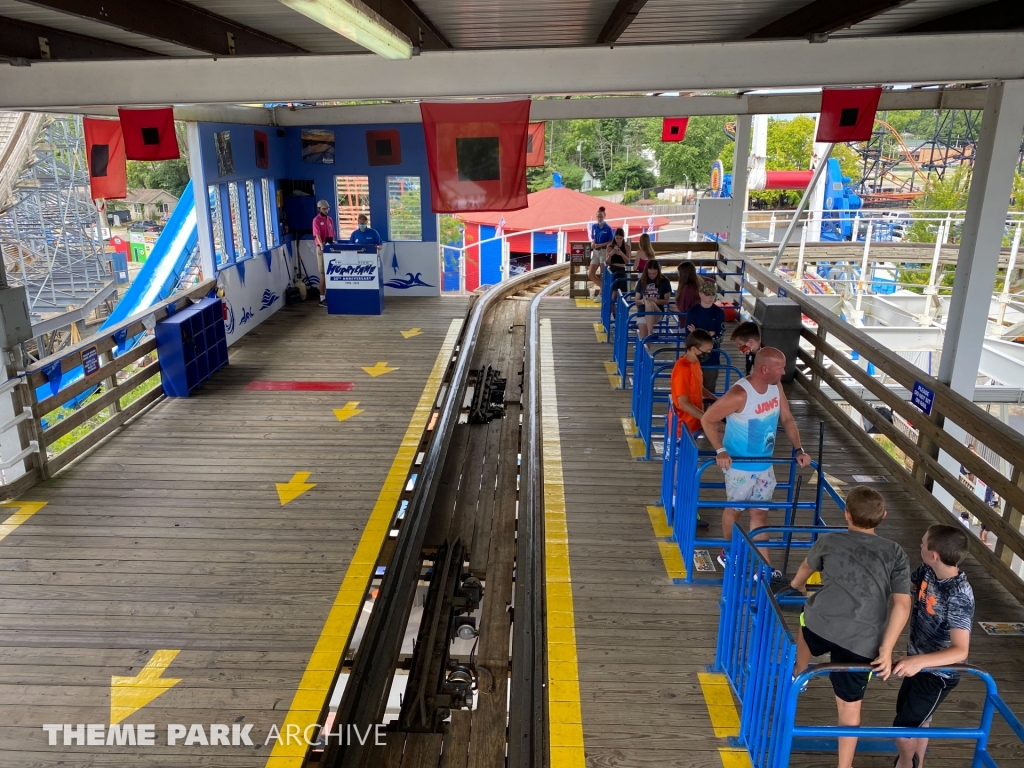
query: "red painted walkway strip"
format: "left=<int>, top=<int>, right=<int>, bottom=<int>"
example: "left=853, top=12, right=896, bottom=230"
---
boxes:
left=245, top=381, right=355, bottom=392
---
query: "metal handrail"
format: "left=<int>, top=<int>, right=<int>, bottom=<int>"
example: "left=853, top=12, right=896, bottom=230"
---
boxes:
left=509, top=275, right=567, bottom=768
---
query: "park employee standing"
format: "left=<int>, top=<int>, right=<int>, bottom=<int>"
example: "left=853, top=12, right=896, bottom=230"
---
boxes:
left=312, top=199, right=336, bottom=308
left=351, top=214, right=383, bottom=254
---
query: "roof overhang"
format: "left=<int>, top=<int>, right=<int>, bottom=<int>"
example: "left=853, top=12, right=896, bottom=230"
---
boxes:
left=1, top=32, right=1022, bottom=110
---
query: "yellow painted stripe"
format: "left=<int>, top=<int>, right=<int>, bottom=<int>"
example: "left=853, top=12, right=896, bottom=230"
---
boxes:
left=540, top=318, right=587, bottom=768
left=698, top=672, right=754, bottom=767
left=646, top=505, right=672, bottom=539
left=0, top=501, right=47, bottom=544
left=619, top=417, right=645, bottom=458
left=265, top=318, right=463, bottom=766
left=574, top=298, right=600, bottom=308
left=592, top=322, right=607, bottom=343
left=603, top=361, right=618, bottom=389
left=657, top=541, right=688, bottom=581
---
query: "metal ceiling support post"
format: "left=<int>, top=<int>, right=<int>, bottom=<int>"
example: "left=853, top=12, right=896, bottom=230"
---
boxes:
left=769, top=143, right=834, bottom=272
left=932, top=80, right=1024, bottom=511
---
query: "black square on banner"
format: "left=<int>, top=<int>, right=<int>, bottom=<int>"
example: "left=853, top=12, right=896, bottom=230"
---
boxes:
left=456, top=136, right=500, bottom=182
left=91, top=144, right=110, bottom=177
left=141, top=127, right=161, bottom=145
left=375, top=139, right=393, bottom=158
left=839, top=108, right=859, bottom=127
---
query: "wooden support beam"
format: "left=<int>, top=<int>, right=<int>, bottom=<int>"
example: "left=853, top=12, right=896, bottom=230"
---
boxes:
left=0, top=14, right=159, bottom=61
left=596, top=0, right=651, bottom=44
left=748, top=0, right=913, bottom=39
left=17, top=0, right=306, bottom=55
left=902, top=0, right=1024, bottom=34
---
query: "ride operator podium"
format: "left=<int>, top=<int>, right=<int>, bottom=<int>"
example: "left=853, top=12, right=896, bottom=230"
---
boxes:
left=323, top=242, right=385, bottom=315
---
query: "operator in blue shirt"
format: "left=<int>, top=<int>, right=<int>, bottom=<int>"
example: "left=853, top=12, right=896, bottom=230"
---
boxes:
left=588, top=205, right=613, bottom=296
left=350, top=214, right=383, bottom=254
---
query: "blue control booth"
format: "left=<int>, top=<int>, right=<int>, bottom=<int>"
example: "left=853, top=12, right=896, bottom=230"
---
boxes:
left=323, top=242, right=385, bottom=315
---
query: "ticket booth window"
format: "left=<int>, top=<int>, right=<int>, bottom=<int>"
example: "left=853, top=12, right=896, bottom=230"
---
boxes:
left=208, top=185, right=228, bottom=267
left=335, top=175, right=370, bottom=236
left=227, top=182, right=245, bottom=260
left=261, top=178, right=277, bottom=247
left=387, top=176, right=422, bottom=241
left=245, top=179, right=262, bottom=253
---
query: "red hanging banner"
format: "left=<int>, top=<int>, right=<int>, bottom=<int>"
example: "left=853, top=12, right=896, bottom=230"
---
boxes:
left=83, top=117, right=127, bottom=200
left=254, top=130, right=270, bottom=169
left=526, top=122, right=545, bottom=167
left=661, top=117, right=689, bottom=142
left=366, top=129, right=402, bottom=166
left=816, top=87, right=882, bottom=143
left=420, top=100, right=530, bottom=213
left=118, top=107, right=180, bottom=160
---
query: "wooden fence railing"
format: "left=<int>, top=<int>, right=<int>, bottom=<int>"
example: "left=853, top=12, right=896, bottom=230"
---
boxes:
left=727, top=245, right=1024, bottom=604
left=0, top=280, right=217, bottom=494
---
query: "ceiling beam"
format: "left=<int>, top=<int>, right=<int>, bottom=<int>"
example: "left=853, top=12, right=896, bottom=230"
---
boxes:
left=902, top=0, right=1024, bottom=34
left=17, top=0, right=307, bottom=55
left=749, top=0, right=914, bottom=39
left=271, top=89, right=989, bottom=126
left=0, top=33, right=1021, bottom=109
left=380, top=0, right=452, bottom=49
left=0, top=14, right=159, bottom=62
left=596, top=0, right=651, bottom=44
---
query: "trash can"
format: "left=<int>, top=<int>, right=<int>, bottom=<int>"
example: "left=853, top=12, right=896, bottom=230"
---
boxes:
left=112, top=252, right=130, bottom=284
left=753, top=296, right=803, bottom=383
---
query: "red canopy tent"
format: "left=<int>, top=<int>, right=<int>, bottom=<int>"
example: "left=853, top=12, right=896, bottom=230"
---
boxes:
left=457, top=184, right=671, bottom=289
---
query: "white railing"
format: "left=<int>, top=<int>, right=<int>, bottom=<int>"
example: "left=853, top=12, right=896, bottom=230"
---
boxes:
left=437, top=207, right=1024, bottom=294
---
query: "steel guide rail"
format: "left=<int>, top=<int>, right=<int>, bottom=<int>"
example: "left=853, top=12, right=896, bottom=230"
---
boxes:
left=327, top=263, right=567, bottom=768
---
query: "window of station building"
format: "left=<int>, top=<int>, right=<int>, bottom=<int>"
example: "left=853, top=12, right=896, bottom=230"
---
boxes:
left=261, top=178, right=276, bottom=247
left=227, top=181, right=246, bottom=260
left=387, top=176, right=422, bottom=241
left=335, top=175, right=370, bottom=236
left=208, top=185, right=228, bottom=267
left=245, top=179, right=262, bottom=254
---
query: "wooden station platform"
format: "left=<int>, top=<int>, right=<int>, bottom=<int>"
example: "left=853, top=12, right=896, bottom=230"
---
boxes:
left=0, top=297, right=468, bottom=767
left=540, top=299, right=1024, bottom=768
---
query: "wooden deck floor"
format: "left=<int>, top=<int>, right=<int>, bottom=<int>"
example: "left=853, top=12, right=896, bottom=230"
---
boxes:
left=0, top=297, right=468, bottom=767
left=541, top=300, right=1024, bottom=768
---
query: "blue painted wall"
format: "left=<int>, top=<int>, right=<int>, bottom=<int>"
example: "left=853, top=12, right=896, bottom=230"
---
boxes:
left=280, top=123, right=436, bottom=243
left=480, top=225, right=502, bottom=285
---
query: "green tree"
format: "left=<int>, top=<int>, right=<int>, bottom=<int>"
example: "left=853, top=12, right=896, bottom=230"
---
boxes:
left=657, top=115, right=733, bottom=189
left=904, top=166, right=972, bottom=244
left=554, top=165, right=585, bottom=191
left=604, top=157, right=656, bottom=193
left=126, top=159, right=191, bottom=197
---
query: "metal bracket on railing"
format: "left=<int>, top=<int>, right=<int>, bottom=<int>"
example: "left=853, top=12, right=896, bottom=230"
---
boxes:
left=0, top=440, right=39, bottom=471
left=0, top=407, right=33, bottom=435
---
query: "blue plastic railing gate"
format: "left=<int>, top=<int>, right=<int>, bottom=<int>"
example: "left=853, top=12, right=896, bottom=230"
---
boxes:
left=632, top=346, right=742, bottom=460
left=714, top=526, right=1024, bottom=768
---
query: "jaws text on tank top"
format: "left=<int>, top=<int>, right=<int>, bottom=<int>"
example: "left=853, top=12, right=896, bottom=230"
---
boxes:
left=722, top=378, right=781, bottom=471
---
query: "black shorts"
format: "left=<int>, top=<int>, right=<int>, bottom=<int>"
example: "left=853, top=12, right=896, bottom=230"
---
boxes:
left=801, top=623, right=874, bottom=702
left=893, top=672, right=958, bottom=728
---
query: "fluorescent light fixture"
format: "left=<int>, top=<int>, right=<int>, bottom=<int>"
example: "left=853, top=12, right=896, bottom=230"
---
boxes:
left=278, top=0, right=413, bottom=60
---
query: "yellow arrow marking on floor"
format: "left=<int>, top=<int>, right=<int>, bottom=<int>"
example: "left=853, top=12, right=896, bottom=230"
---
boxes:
left=806, top=471, right=847, bottom=487
left=110, top=649, right=182, bottom=725
left=361, top=361, right=397, bottom=377
left=401, top=328, right=422, bottom=339
left=276, top=472, right=316, bottom=505
left=0, top=501, right=47, bottom=544
left=333, top=402, right=364, bottom=423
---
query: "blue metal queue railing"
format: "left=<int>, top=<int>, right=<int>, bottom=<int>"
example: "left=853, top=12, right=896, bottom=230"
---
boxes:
left=714, top=525, right=1024, bottom=768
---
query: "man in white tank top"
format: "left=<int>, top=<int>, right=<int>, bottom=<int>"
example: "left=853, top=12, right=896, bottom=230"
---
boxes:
left=701, top=348, right=811, bottom=579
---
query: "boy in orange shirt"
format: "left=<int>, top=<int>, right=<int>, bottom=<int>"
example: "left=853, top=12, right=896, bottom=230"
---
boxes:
left=670, top=329, right=715, bottom=437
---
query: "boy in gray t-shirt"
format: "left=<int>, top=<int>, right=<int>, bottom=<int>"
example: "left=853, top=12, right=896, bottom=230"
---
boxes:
left=791, top=486, right=913, bottom=768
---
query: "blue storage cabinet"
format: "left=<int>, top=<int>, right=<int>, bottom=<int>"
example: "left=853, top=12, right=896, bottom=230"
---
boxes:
left=155, top=297, right=228, bottom=397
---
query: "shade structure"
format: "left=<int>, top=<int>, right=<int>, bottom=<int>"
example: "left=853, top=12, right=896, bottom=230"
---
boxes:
left=456, top=185, right=671, bottom=290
